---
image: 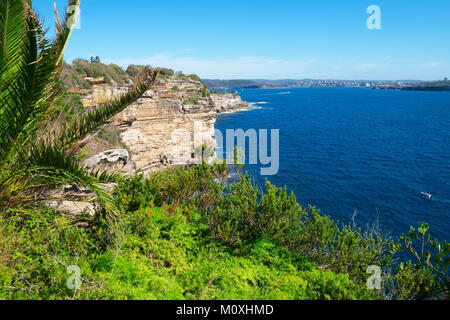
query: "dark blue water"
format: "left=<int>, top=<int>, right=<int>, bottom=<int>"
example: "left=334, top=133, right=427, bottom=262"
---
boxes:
left=215, top=87, right=450, bottom=241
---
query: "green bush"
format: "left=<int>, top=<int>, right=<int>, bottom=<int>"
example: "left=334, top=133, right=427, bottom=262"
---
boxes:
left=114, top=175, right=157, bottom=213
left=188, top=74, right=202, bottom=82
left=184, top=98, right=200, bottom=105
left=71, top=59, right=129, bottom=84
left=0, top=203, right=376, bottom=300
left=145, top=166, right=448, bottom=299
left=87, top=207, right=375, bottom=300
left=206, top=174, right=260, bottom=249
left=158, top=68, right=175, bottom=77
left=199, top=87, right=210, bottom=97
left=97, top=124, right=129, bottom=151
left=1, top=164, right=448, bottom=300
left=388, top=262, right=447, bottom=300
left=0, top=208, right=100, bottom=299
left=137, top=163, right=226, bottom=209
left=60, top=62, right=91, bottom=90
left=126, top=64, right=147, bottom=78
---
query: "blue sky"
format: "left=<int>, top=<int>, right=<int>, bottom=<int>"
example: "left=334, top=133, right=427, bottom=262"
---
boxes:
left=35, top=0, right=450, bottom=80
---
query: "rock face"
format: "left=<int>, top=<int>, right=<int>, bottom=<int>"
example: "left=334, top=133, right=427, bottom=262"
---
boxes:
left=81, top=76, right=250, bottom=175
left=211, top=93, right=251, bottom=113
left=40, top=183, right=117, bottom=219
left=82, top=84, right=129, bottom=107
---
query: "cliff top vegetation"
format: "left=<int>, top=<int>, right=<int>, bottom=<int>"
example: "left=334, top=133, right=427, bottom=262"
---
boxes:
left=61, top=58, right=204, bottom=90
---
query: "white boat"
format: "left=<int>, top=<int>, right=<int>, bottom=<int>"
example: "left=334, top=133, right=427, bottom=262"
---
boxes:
left=421, top=192, right=433, bottom=199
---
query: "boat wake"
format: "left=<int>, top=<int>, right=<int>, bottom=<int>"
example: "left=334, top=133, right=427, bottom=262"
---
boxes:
left=433, top=197, right=450, bottom=205
left=419, top=192, right=450, bottom=205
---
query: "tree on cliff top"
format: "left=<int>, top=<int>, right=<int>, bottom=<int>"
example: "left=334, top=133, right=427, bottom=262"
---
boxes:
left=0, top=0, right=158, bottom=216
left=90, top=56, right=101, bottom=63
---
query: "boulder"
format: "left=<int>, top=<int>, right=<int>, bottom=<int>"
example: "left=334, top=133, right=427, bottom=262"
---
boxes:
left=45, top=200, right=97, bottom=217
left=40, top=183, right=117, bottom=218
left=83, top=149, right=134, bottom=175
left=211, top=93, right=251, bottom=113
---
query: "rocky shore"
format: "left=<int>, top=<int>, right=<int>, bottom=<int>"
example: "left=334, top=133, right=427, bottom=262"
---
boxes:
left=211, top=92, right=252, bottom=113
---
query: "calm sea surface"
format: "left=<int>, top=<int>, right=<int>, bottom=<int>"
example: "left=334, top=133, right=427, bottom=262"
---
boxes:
left=215, top=87, right=450, bottom=240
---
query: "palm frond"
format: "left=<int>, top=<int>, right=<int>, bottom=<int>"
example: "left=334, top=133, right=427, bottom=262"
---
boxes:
left=0, top=0, right=80, bottom=166
left=54, top=68, right=158, bottom=149
left=1, top=1, right=155, bottom=219
left=90, top=169, right=122, bottom=183
left=9, top=143, right=118, bottom=214
left=0, top=0, right=25, bottom=87
left=0, top=0, right=28, bottom=162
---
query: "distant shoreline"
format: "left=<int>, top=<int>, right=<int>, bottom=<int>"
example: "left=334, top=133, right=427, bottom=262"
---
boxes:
left=398, top=86, right=450, bottom=92
left=203, top=79, right=425, bottom=90
left=210, top=85, right=450, bottom=92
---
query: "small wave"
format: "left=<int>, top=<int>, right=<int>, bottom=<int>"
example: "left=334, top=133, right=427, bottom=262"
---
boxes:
left=220, top=106, right=260, bottom=115
left=250, top=101, right=268, bottom=105
left=243, top=106, right=262, bottom=111
left=276, top=92, right=291, bottom=95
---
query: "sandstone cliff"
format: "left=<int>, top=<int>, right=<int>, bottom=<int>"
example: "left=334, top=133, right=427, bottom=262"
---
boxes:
left=80, top=76, right=250, bottom=175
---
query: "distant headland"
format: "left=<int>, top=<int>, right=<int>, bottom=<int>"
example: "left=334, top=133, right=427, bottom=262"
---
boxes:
left=203, top=78, right=450, bottom=91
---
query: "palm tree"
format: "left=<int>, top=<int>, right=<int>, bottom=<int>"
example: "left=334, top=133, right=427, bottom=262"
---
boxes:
left=0, top=0, right=158, bottom=216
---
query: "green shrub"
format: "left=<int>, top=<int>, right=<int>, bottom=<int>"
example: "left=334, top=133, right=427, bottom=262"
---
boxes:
left=188, top=74, right=202, bottom=82
left=149, top=164, right=225, bottom=208
left=114, top=175, right=157, bottom=213
left=388, top=262, right=447, bottom=300
left=158, top=68, right=175, bottom=77
left=112, top=165, right=448, bottom=299
left=71, top=59, right=129, bottom=84
left=0, top=208, right=100, bottom=299
left=126, top=64, right=147, bottom=78
left=97, top=124, right=129, bottom=151
left=86, top=207, right=374, bottom=300
left=184, top=98, right=200, bottom=105
left=199, top=87, right=210, bottom=97
left=1, top=157, right=447, bottom=300
left=75, top=147, right=89, bottom=161
left=206, top=174, right=259, bottom=249
left=384, top=222, right=449, bottom=299
left=60, top=62, right=91, bottom=90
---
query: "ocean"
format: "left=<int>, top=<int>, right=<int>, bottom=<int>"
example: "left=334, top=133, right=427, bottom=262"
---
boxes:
left=214, top=87, right=450, bottom=240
